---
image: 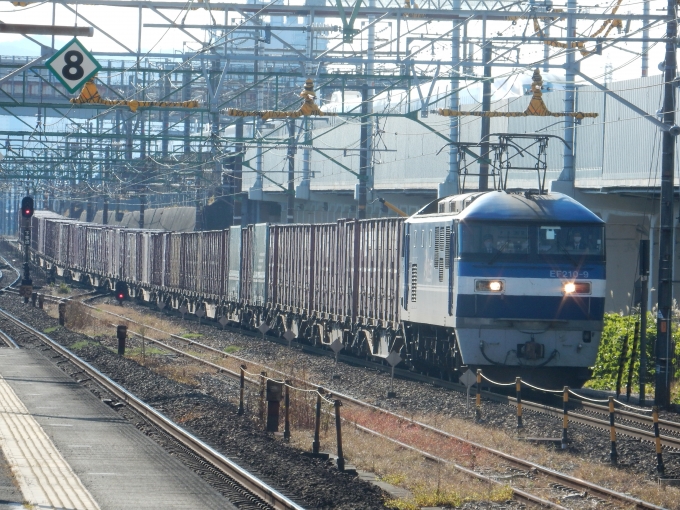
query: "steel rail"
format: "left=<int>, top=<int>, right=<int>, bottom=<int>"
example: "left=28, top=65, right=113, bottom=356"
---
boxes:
left=0, top=307, right=304, bottom=510
left=18, top=287, right=680, bottom=449
left=0, top=254, right=22, bottom=291
left=110, top=324, right=567, bottom=508
left=0, top=328, right=19, bottom=348
left=516, top=399, right=680, bottom=449
left=53, top=300, right=665, bottom=510
left=346, top=421, right=571, bottom=510
left=82, top=292, right=680, bottom=448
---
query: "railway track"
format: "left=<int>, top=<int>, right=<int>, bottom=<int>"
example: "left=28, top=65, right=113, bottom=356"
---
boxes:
left=1, top=249, right=675, bottom=508
left=32, top=282, right=680, bottom=451
left=0, top=304, right=304, bottom=510
left=28, top=290, right=667, bottom=510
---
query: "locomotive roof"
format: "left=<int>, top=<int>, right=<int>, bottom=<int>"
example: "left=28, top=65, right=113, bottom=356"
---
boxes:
left=413, top=190, right=604, bottom=224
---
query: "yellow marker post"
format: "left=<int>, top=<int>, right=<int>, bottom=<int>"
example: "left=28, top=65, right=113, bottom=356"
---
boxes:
left=609, top=397, right=618, bottom=464
left=561, top=386, right=569, bottom=449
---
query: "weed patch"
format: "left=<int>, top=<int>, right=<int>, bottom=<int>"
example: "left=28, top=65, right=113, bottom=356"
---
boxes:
left=223, top=345, right=241, bottom=354
left=181, top=333, right=203, bottom=340
left=70, top=340, right=96, bottom=350
left=43, top=326, right=59, bottom=334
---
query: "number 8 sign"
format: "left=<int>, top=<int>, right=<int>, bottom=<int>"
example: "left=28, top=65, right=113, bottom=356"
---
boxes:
left=46, top=38, right=101, bottom=94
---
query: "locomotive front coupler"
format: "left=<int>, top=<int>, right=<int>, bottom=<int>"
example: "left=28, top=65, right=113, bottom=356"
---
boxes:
left=516, top=337, right=545, bottom=360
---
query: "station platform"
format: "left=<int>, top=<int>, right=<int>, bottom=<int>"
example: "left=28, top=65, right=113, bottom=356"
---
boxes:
left=0, top=346, right=236, bottom=509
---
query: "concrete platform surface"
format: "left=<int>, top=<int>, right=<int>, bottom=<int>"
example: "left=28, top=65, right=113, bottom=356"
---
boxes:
left=0, top=348, right=237, bottom=509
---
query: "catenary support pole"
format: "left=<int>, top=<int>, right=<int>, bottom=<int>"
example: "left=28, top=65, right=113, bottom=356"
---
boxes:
left=478, top=43, right=491, bottom=191
left=639, top=239, right=649, bottom=405
left=441, top=6, right=461, bottom=198
left=654, top=0, right=677, bottom=409
left=287, top=119, right=295, bottom=224
left=358, top=84, right=369, bottom=219
left=559, top=0, right=577, bottom=195
left=642, top=0, right=650, bottom=77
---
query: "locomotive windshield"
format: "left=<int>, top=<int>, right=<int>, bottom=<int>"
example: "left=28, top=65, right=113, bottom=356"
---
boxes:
left=459, top=222, right=604, bottom=261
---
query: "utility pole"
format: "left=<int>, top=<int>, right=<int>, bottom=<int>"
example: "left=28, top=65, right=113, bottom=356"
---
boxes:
left=19, top=196, right=33, bottom=304
left=642, top=0, right=650, bottom=77
left=234, top=117, right=244, bottom=226
left=654, top=0, right=677, bottom=408
left=139, top=194, right=146, bottom=229
left=440, top=6, right=461, bottom=198
left=287, top=119, right=296, bottom=224
left=639, top=239, right=649, bottom=405
left=358, top=84, right=369, bottom=219
left=560, top=0, right=577, bottom=195
left=478, top=43, right=492, bottom=191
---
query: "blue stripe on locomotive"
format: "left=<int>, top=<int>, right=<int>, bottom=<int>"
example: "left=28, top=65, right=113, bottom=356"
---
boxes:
left=458, top=261, right=606, bottom=280
left=456, top=294, right=605, bottom=321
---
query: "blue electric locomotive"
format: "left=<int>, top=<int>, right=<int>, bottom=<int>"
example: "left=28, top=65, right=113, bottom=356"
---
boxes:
left=400, top=190, right=605, bottom=388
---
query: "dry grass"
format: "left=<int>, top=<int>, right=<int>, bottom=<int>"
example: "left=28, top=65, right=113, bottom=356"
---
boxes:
left=286, top=415, right=514, bottom=508
left=93, top=303, right=180, bottom=340
left=175, top=409, right=204, bottom=424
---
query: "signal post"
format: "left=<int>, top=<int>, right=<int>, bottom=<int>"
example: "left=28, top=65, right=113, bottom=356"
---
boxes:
left=20, top=196, right=34, bottom=303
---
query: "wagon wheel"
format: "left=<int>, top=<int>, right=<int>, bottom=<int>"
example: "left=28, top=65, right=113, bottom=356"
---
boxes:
left=310, top=324, right=322, bottom=346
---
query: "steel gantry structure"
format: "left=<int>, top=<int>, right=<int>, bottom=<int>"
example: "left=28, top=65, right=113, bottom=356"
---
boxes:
left=0, top=0, right=669, bottom=227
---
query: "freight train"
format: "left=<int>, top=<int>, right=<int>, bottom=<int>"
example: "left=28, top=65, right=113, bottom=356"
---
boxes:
left=30, top=189, right=605, bottom=388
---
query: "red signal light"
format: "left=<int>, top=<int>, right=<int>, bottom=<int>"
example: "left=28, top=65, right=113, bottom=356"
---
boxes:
left=117, top=293, right=124, bottom=300
left=21, top=197, right=34, bottom=218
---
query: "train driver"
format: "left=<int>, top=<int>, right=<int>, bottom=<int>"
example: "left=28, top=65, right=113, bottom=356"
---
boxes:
left=567, top=231, right=588, bottom=253
left=483, top=234, right=497, bottom=254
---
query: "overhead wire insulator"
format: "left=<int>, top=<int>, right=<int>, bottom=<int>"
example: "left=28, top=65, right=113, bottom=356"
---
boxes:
left=226, top=79, right=337, bottom=119
left=438, top=69, right=599, bottom=120
left=70, top=78, right=200, bottom=112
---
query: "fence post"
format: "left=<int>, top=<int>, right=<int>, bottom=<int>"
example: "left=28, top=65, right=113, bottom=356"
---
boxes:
left=334, top=400, right=344, bottom=471
left=609, top=397, right=618, bottom=464
left=58, top=302, right=66, bottom=326
left=515, top=377, right=523, bottom=428
left=238, top=365, right=246, bottom=415
left=259, top=371, right=267, bottom=427
left=283, top=380, right=291, bottom=442
left=30, top=292, right=37, bottom=307
left=312, top=387, right=324, bottom=455
left=653, top=406, right=665, bottom=474
left=562, top=386, right=569, bottom=449
left=266, top=380, right=283, bottom=432
left=37, top=294, right=43, bottom=309
left=116, top=325, right=127, bottom=356
left=475, top=369, right=482, bottom=422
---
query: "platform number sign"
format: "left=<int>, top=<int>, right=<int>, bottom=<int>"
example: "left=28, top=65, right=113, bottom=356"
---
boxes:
left=46, top=38, right=101, bottom=94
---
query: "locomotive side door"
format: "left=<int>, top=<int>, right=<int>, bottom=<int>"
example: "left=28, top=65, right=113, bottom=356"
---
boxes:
left=408, top=223, right=418, bottom=311
left=449, top=221, right=457, bottom=318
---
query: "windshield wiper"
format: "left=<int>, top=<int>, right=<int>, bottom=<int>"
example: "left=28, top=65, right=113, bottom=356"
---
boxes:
left=487, top=241, right=508, bottom=265
left=556, top=241, right=579, bottom=266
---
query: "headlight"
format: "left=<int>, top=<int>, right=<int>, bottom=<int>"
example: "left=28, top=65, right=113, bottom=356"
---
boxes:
left=476, top=280, right=504, bottom=292
left=564, top=282, right=591, bottom=294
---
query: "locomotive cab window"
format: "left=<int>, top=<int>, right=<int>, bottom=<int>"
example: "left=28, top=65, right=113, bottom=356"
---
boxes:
left=538, top=224, right=604, bottom=260
left=459, top=223, right=529, bottom=257
left=458, top=222, right=605, bottom=262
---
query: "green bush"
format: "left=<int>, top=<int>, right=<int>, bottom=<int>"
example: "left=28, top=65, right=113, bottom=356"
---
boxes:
left=589, top=312, right=680, bottom=401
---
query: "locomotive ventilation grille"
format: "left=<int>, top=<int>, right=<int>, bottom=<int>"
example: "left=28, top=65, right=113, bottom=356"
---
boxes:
left=434, top=226, right=452, bottom=282
left=411, top=264, right=417, bottom=302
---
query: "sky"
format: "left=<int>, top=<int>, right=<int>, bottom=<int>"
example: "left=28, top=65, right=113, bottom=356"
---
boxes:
left=0, top=0, right=670, bottom=82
